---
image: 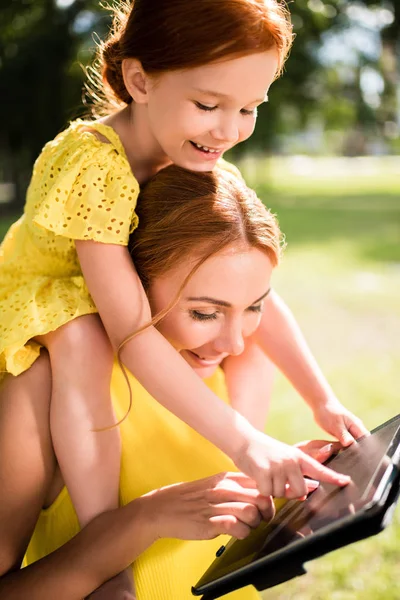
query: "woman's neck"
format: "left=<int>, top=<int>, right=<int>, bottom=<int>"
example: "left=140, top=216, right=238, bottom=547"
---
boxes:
left=102, top=105, right=172, bottom=185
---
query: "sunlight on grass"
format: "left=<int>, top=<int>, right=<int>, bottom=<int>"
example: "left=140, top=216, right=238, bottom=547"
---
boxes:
left=234, top=156, right=400, bottom=600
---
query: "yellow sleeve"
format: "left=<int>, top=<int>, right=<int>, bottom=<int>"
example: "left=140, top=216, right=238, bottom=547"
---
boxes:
left=32, top=135, right=139, bottom=245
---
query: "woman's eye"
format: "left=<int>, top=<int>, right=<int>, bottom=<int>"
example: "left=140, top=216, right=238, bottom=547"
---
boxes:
left=195, top=101, right=217, bottom=112
left=247, top=303, right=263, bottom=314
left=190, top=310, right=218, bottom=321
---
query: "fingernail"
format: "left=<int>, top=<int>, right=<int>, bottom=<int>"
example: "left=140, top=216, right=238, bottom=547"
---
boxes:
left=307, top=479, right=320, bottom=490
left=339, top=475, right=351, bottom=485
left=320, top=444, right=333, bottom=454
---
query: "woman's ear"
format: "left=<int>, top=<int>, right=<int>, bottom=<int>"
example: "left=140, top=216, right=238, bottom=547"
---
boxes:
left=122, top=58, right=151, bottom=104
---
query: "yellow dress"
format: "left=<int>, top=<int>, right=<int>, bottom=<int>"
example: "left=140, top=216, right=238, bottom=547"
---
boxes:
left=0, top=121, right=139, bottom=379
left=24, top=364, right=261, bottom=600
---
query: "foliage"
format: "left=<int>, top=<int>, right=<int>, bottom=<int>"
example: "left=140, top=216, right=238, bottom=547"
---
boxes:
left=0, top=1, right=398, bottom=206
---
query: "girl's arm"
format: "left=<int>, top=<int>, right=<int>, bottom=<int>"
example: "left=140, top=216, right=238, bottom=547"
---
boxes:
left=75, top=241, right=353, bottom=498
left=253, top=290, right=369, bottom=444
left=223, top=340, right=275, bottom=430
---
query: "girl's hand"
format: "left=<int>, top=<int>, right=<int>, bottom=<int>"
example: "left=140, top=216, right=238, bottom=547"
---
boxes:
left=139, top=472, right=275, bottom=542
left=312, top=399, right=369, bottom=447
left=235, top=431, right=351, bottom=499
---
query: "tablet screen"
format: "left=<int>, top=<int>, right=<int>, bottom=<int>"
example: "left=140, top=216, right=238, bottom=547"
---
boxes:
left=196, top=414, right=400, bottom=588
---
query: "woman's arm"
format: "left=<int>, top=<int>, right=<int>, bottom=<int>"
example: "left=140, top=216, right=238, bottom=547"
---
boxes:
left=1, top=475, right=273, bottom=600
left=0, top=501, right=155, bottom=600
left=0, top=354, right=272, bottom=599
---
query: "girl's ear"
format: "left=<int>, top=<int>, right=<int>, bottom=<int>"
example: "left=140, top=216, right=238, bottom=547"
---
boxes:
left=122, top=58, right=151, bottom=104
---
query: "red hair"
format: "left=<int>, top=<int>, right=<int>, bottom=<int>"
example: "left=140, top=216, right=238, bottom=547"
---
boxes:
left=96, top=0, right=293, bottom=108
left=112, top=164, right=284, bottom=426
left=129, top=164, right=283, bottom=291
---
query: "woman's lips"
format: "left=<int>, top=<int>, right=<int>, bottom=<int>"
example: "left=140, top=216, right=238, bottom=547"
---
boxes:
left=185, top=350, right=223, bottom=367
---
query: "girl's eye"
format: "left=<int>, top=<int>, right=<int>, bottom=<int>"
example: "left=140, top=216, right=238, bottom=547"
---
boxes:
left=190, top=310, right=218, bottom=322
left=241, top=107, right=258, bottom=117
left=195, top=101, right=217, bottom=112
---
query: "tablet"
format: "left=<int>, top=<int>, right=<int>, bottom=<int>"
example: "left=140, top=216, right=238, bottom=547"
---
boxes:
left=193, top=413, right=400, bottom=599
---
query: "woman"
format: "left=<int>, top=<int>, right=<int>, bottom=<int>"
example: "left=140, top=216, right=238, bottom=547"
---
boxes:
left=0, top=165, right=334, bottom=600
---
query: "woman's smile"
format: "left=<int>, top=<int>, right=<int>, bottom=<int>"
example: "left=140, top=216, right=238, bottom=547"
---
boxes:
left=149, top=245, right=274, bottom=378
left=183, top=349, right=227, bottom=367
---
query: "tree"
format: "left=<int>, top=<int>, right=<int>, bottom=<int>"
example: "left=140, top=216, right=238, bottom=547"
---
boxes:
left=0, top=0, right=103, bottom=208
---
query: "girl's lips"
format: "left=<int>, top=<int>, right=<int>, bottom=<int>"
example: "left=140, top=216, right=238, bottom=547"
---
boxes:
left=189, top=141, right=223, bottom=161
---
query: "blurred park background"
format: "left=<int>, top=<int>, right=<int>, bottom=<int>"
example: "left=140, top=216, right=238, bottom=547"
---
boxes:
left=0, top=1, right=399, bottom=598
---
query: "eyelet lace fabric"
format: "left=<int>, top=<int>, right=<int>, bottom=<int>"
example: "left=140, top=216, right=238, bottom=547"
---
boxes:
left=0, top=121, right=139, bottom=378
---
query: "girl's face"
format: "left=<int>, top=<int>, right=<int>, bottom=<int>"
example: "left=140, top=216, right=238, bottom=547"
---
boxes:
left=148, top=244, right=273, bottom=379
left=145, top=51, right=278, bottom=171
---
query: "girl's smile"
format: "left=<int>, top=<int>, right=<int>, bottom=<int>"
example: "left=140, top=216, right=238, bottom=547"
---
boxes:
left=120, top=50, right=279, bottom=175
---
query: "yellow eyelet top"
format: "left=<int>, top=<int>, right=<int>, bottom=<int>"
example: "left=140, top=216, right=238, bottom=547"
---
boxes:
left=0, top=121, right=139, bottom=379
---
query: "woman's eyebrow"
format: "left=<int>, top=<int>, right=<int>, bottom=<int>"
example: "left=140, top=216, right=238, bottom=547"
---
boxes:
left=186, top=289, right=271, bottom=308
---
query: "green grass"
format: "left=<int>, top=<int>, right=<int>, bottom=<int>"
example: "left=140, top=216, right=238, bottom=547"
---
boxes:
left=237, top=156, right=400, bottom=600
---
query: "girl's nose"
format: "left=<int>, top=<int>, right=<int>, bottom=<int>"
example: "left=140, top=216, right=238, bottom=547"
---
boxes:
left=211, top=115, right=239, bottom=145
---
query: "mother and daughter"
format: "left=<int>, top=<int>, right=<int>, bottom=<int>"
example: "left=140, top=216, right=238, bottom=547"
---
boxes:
left=0, top=0, right=368, bottom=598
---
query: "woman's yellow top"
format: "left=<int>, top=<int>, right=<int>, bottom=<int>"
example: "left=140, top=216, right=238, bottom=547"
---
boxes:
left=25, top=364, right=261, bottom=600
left=0, top=121, right=139, bottom=379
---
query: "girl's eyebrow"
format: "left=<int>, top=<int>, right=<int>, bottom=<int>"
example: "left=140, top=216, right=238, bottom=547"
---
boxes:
left=186, top=288, right=271, bottom=308
left=193, top=88, right=267, bottom=104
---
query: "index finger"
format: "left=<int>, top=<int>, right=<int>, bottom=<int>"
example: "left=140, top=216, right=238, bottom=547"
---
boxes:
left=299, top=453, right=351, bottom=487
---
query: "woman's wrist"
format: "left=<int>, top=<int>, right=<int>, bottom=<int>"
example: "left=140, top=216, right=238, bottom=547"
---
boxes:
left=124, top=495, right=161, bottom=547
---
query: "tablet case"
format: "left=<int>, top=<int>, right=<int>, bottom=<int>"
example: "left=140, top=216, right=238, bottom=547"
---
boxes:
left=193, top=414, right=400, bottom=599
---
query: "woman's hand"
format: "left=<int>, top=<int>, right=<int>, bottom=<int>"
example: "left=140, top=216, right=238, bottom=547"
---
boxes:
left=295, top=439, right=343, bottom=463
left=312, top=399, right=369, bottom=447
left=138, top=472, right=275, bottom=542
left=234, top=431, right=351, bottom=500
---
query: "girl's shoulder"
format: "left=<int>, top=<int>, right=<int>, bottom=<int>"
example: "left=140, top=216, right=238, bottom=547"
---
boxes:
left=35, top=119, right=136, bottom=184
left=28, top=121, right=140, bottom=245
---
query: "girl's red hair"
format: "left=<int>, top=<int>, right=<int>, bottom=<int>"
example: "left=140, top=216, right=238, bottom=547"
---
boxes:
left=96, top=0, right=293, bottom=108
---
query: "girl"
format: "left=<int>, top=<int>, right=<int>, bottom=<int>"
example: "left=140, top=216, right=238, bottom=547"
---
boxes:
left=0, top=0, right=366, bottom=593
left=1, top=164, right=334, bottom=600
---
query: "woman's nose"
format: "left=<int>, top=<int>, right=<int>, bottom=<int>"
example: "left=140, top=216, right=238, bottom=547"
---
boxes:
left=215, top=321, right=245, bottom=357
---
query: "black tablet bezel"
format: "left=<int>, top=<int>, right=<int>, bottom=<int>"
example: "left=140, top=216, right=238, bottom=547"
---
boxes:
left=193, top=414, right=400, bottom=599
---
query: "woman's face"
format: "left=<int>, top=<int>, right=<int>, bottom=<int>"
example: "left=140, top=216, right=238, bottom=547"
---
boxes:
left=148, top=244, right=273, bottom=379
left=143, top=51, right=278, bottom=171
